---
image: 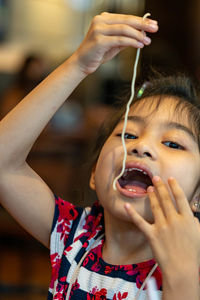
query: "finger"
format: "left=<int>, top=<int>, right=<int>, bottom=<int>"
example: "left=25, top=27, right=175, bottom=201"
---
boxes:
left=100, top=24, right=151, bottom=45
left=124, top=203, right=152, bottom=237
left=147, top=186, right=166, bottom=224
left=194, top=216, right=200, bottom=225
left=168, top=177, right=193, bottom=216
left=152, top=176, right=177, bottom=219
left=98, top=12, right=158, bottom=33
left=101, top=35, right=145, bottom=50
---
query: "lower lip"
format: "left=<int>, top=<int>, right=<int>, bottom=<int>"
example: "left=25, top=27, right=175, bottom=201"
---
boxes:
left=116, top=181, right=147, bottom=198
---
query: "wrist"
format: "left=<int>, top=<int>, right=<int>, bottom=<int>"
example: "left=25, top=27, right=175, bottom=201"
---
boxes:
left=62, top=53, right=89, bottom=81
left=67, top=51, right=94, bottom=77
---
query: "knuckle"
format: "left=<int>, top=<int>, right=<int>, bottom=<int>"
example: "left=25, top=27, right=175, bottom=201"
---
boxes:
left=92, top=15, right=102, bottom=24
left=92, top=12, right=109, bottom=24
left=100, top=11, right=109, bottom=17
left=122, top=14, right=129, bottom=21
left=91, top=24, right=101, bottom=35
left=159, top=223, right=168, bottom=234
left=119, top=24, right=127, bottom=35
left=116, top=36, right=125, bottom=45
left=90, top=22, right=104, bottom=39
left=140, top=31, right=146, bottom=41
left=158, top=188, right=168, bottom=199
left=142, top=18, right=147, bottom=25
left=93, top=34, right=103, bottom=45
left=143, top=18, right=150, bottom=27
left=151, top=203, right=160, bottom=211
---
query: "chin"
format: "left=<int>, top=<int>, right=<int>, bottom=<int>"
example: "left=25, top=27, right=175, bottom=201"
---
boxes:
left=103, top=195, right=153, bottom=223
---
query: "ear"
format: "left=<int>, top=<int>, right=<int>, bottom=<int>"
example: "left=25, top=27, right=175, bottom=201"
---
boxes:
left=190, top=189, right=200, bottom=213
left=89, top=165, right=96, bottom=191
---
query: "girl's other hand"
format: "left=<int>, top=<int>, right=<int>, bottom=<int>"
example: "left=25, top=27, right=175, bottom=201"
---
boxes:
left=124, top=176, right=200, bottom=274
left=72, top=12, right=158, bottom=75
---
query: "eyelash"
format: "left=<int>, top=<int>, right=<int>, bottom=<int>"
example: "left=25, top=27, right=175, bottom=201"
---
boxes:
left=116, top=133, right=185, bottom=150
left=162, top=141, right=184, bottom=150
left=116, top=133, right=137, bottom=139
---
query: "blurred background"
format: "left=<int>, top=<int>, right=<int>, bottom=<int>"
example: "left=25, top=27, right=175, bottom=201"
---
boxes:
left=0, top=0, right=200, bottom=299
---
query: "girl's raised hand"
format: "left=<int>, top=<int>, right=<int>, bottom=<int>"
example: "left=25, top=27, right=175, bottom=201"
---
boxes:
left=125, top=176, right=200, bottom=276
left=72, top=12, right=158, bottom=75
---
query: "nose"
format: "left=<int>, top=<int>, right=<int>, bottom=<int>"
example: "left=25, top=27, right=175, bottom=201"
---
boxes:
left=127, top=140, right=157, bottom=160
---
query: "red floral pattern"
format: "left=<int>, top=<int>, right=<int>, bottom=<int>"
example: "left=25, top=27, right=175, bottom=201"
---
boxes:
left=88, top=287, right=107, bottom=300
left=53, top=276, right=68, bottom=300
left=56, top=197, right=79, bottom=245
left=132, top=261, right=162, bottom=290
left=50, top=252, right=61, bottom=289
left=113, top=292, right=128, bottom=300
left=74, top=210, right=103, bottom=243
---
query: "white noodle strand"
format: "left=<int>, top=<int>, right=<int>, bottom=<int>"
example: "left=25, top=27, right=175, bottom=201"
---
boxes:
left=113, top=13, right=151, bottom=190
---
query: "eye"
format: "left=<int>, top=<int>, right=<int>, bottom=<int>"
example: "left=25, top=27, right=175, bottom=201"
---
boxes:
left=163, top=141, right=184, bottom=150
left=117, top=133, right=138, bottom=139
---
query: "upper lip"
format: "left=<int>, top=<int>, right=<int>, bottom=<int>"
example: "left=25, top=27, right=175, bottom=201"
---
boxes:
left=117, top=161, right=154, bottom=181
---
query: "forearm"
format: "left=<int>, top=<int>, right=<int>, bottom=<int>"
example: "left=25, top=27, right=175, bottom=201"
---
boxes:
left=0, top=53, right=86, bottom=170
left=162, top=264, right=199, bottom=300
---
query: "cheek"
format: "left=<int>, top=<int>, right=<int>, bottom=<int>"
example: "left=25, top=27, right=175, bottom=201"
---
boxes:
left=96, top=141, right=119, bottom=173
left=95, top=151, right=115, bottom=184
left=94, top=142, right=120, bottom=192
left=163, top=158, right=200, bottom=200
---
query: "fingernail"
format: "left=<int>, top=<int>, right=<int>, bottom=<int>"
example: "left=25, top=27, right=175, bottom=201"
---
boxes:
left=168, top=177, right=174, bottom=182
left=124, top=203, right=131, bottom=210
left=144, top=36, right=151, bottom=45
left=149, top=20, right=158, bottom=25
left=147, top=186, right=154, bottom=193
left=149, top=24, right=158, bottom=30
left=149, top=23, right=158, bottom=30
left=153, top=176, right=160, bottom=182
left=137, top=42, right=144, bottom=48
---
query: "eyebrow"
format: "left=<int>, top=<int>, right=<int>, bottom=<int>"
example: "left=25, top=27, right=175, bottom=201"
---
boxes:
left=120, top=115, right=197, bottom=144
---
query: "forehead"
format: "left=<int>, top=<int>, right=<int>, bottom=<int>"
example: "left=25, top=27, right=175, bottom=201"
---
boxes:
left=129, top=96, right=189, bottom=125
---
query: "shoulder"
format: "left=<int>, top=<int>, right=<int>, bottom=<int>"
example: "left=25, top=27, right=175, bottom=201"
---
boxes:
left=51, top=196, right=104, bottom=251
left=52, top=196, right=83, bottom=229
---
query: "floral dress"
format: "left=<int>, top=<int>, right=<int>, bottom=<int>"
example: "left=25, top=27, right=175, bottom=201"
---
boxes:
left=48, top=196, right=162, bottom=300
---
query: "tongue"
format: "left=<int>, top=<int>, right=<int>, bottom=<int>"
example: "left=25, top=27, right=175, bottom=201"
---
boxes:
left=123, top=181, right=147, bottom=194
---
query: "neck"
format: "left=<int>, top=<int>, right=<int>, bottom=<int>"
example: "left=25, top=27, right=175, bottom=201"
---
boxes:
left=102, top=210, right=153, bottom=265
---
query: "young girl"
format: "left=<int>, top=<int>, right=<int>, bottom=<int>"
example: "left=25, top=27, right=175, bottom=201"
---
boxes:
left=0, top=12, right=199, bottom=300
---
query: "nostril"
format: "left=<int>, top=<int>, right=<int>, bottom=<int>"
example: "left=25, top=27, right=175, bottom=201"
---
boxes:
left=131, top=148, right=152, bottom=158
left=144, top=152, right=152, bottom=157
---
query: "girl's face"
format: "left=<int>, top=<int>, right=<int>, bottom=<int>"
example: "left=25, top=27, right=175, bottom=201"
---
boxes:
left=90, top=96, right=200, bottom=223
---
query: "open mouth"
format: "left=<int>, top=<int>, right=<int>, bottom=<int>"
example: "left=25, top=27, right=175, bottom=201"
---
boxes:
left=117, top=167, right=153, bottom=198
